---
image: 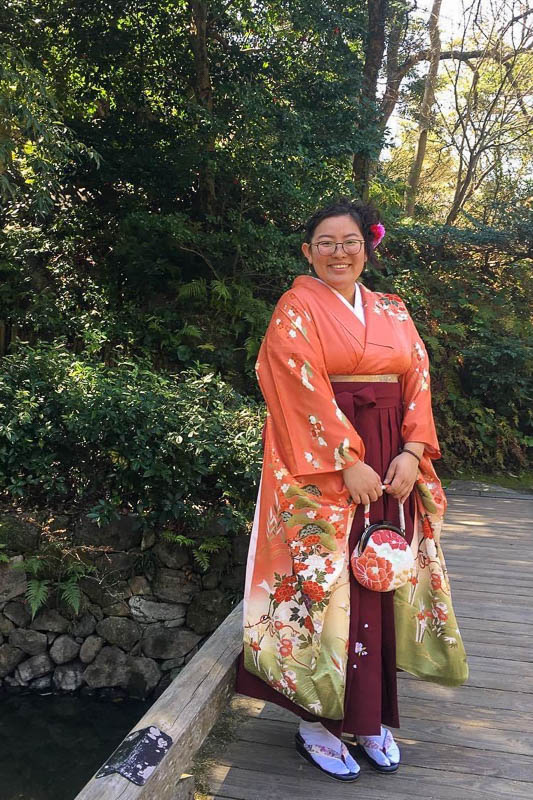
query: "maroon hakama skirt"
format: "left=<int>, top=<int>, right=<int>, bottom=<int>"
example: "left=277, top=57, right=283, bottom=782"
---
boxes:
left=236, top=381, right=415, bottom=736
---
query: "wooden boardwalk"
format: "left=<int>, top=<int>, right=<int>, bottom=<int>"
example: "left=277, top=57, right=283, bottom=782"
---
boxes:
left=202, top=485, right=533, bottom=800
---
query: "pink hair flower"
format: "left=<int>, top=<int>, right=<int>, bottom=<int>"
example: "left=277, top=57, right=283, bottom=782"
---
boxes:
left=369, top=222, right=386, bottom=249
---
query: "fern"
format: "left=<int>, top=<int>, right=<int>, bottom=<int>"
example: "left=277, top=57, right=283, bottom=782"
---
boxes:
left=162, top=530, right=195, bottom=548
left=193, top=549, right=210, bottom=570
left=16, top=555, right=46, bottom=576
left=26, top=578, right=50, bottom=618
left=211, top=279, right=231, bottom=301
left=178, top=279, right=207, bottom=300
left=59, top=576, right=81, bottom=614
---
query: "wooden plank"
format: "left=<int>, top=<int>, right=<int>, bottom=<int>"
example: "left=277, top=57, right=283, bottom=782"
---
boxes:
left=448, top=567, right=533, bottom=582
left=461, top=654, right=533, bottom=676
left=402, top=670, right=533, bottom=694
left=74, top=601, right=244, bottom=800
left=456, top=616, right=532, bottom=636
left=397, top=678, right=533, bottom=710
left=203, top=490, right=533, bottom=800
left=242, top=695, right=533, bottom=735
left=461, top=637, right=532, bottom=658
left=452, top=603, right=533, bottom=624
left=208, top=741, right=533, bottom=795
left=452, top=589, right=533, bottom=607
left=206, top=763, right=533, bottom=800
left=450, top=579, right=532, bottom=596
left=232, top=712, right=533, bottom=758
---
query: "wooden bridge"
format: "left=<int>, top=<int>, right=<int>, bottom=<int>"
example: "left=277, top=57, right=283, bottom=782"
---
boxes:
left=75, top=483, right=533, bottom=800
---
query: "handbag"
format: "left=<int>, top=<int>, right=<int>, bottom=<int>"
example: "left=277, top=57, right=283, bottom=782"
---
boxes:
left=350, top=500, right=415, bottom=592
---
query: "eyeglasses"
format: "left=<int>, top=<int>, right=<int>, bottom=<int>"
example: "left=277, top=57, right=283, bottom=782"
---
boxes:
left=310, top=239, right=365, bottom=256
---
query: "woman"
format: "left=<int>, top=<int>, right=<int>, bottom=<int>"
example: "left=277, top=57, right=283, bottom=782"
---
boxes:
left=235, top=199, right=467, bottom=781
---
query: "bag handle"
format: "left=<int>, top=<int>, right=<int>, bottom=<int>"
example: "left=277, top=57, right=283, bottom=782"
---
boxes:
left=363, top=491, right=405, bottom=534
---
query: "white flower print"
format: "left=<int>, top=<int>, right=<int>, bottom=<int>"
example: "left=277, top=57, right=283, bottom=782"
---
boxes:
left=408, top=402, right=416, bottom=411
left=306, top=511, right=317, bottom=519
left=414, top=342, right=424, bottom=360
left=312, top=459, right=320, bottom=469
left=287, top=358, right=296, bottom=368
left=304, top=452, right=313, bottom=462
left=281, top=483, right=290, bottom=492
left=288, top=329, right=297, bottom=338
left=309, top=415, right=317, bottom=424
left=354, top=642, right=368, bottom=656
left=287, top=309, right=295, bottom=317
left=328, top=513, right=342, bottom=522
left=318, top=436, right=327, bottom=447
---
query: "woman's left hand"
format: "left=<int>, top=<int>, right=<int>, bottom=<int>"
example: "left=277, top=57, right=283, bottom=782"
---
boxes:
left=383, top=453, right=419, bottom=504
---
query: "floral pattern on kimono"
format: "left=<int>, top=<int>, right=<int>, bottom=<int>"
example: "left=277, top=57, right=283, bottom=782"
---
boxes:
left=243, top=276, right=468, bottom=719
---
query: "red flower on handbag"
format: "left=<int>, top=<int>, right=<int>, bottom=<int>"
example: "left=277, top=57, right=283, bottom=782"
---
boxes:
left=351, top=502, right=415, bottom=592
left=352, top=550, right=394, bottom=592
left=371, top=529, right=408, bottom=550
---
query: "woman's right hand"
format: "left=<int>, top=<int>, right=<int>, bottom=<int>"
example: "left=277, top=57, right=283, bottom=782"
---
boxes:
left=342, top=460, right=383, bottom=506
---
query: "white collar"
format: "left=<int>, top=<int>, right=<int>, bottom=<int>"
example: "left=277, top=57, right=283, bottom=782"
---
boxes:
left=313, top=278, right=366, bottom=326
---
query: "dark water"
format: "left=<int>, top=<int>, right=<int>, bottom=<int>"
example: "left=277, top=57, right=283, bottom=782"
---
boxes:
left=0, top=694, right=150, bottom=800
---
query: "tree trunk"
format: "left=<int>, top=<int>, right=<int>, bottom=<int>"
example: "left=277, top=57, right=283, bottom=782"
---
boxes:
left=188, top=0, right=216, bottom=215
left=404, top=0, right=442, bottom=216
left=352, top=0, right=388, bottom=198
left=445, top=149, right=482, bottom=225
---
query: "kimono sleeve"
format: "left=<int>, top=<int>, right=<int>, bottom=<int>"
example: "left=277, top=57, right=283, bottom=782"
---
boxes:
left=400, top=314, right=441, bottom=460
left=256, top=291, right=364, bottom=479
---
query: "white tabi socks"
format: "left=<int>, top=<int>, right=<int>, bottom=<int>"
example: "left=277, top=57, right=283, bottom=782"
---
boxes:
left=356, top=725, right=400, bottom=767
left=298, top=720, right=360, bottom=776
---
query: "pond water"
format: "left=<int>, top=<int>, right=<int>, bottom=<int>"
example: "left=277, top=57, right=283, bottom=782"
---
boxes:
left=0, top=693, right=150, bottom=800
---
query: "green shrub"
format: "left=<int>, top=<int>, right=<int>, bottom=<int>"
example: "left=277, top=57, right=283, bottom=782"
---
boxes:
left=0, top=344, right=263, bottom=549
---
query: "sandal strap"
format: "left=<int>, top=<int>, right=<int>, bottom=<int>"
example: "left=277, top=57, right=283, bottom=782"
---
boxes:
left=358, top=736, right=384, bottom=752
left=301, top=741, right=344, bottom=760
left=382, top=728, right=395, bottom=751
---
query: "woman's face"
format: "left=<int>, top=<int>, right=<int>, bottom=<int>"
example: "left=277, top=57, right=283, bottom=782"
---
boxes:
left=301, top=214, right=366, bottom=303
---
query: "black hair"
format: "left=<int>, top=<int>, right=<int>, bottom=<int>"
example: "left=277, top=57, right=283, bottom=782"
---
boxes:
left=303, top=197, right=382, bottom=268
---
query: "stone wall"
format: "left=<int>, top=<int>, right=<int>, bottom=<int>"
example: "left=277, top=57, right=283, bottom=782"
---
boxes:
left=0, top=512, right=248, bottom=699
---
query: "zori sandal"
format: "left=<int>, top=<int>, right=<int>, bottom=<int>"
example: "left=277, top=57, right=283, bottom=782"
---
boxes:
left=352, top=726, right=400, bottom=773
left=294, top=732, right=360, bottom=781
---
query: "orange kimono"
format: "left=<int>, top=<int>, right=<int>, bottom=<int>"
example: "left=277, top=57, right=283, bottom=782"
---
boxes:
left=242, top=275, right=468, bottom=720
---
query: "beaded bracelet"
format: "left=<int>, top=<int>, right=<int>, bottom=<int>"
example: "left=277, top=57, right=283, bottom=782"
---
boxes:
left=402, top=447, right=421, bottom=463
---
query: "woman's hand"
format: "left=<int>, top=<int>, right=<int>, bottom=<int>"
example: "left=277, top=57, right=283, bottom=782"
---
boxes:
left=383, top=452, right=419, bottom=504
left=342, top=460, right=383, bottom=506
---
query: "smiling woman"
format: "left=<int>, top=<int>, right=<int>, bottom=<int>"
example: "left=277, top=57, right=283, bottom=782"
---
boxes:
left=301, top=199, right=382, bottom=304
left=235, top=196, right=467, bottom=783
left=302, top=218, right=366, bottom=303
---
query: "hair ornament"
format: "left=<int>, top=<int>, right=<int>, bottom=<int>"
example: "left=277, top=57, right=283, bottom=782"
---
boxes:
left=369, top=222, right=385, bottom=249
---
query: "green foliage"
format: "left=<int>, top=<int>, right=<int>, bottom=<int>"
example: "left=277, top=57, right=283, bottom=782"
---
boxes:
left=0, top=45, right=100, bottom=218
left=0, top=0, right=531, bottom=527
left=369, top=217, right=533, bottom=472
left=11, top=545, right=96, bottom=618
left=25, top=578, right=50, bottom=619
left=0, top=344, right=264, bottom=538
